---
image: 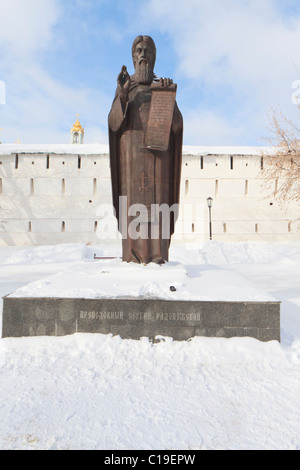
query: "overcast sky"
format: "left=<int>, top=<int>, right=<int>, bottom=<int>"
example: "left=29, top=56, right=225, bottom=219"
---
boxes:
left=1, top=0, right=300, bottom=146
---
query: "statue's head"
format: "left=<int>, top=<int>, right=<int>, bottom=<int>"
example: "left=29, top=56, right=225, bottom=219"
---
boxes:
left=132, top=35, right=156, bottom=84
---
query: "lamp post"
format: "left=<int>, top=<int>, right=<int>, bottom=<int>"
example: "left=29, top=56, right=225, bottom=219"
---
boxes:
left=207, top=197, right=213, bottom=241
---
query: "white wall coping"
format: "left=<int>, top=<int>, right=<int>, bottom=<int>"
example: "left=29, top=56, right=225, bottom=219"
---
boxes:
left=0, top=143, right=275, bottom=156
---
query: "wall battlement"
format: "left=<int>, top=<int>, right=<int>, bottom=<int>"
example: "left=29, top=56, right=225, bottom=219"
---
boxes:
left=0, top=146, right=299, bottom=246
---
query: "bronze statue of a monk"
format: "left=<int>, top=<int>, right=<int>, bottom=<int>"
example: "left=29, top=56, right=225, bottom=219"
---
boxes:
left=108, top=35, right=183, bottom=265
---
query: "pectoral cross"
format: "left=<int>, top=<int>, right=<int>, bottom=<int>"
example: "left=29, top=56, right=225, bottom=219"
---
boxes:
left=139, top=171, right=149, bottom=192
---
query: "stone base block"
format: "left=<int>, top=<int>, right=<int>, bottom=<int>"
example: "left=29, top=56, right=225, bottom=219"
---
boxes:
left=2, top=297, right=281, bottom=342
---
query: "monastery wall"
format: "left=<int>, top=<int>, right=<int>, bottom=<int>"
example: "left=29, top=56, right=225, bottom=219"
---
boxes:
left=0, top=145, right=299, bottom=246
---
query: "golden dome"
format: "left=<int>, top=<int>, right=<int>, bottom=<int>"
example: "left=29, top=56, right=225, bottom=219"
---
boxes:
left=71, top=114, right=84, bottom=134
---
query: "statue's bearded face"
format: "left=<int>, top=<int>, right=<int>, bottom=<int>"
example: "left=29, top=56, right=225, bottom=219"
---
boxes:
left=133, top=40, right=155, bottom=84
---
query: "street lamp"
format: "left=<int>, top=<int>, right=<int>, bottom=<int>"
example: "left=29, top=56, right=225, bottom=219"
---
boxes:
left=207, top=197, right=213, bottom=241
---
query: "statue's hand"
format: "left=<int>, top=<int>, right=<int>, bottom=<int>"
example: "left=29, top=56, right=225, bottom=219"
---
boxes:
left=117, top=66, right=131, bottom=99
left=159, top=78, right=174, bottom=88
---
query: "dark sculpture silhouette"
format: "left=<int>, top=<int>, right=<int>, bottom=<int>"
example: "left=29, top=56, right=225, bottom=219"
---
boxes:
left=108, top=35, right=183, bottom=264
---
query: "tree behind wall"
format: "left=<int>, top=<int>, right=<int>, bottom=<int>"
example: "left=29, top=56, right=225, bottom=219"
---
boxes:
left=263, top=108, right=300, bottom=203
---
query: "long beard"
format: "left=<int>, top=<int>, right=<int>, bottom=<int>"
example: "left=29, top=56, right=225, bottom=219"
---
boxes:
left=135, top=61, right=153, bottom=84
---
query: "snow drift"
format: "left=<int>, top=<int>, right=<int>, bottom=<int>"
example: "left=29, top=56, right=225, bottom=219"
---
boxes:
left=0, top=241, right=299, bottom=450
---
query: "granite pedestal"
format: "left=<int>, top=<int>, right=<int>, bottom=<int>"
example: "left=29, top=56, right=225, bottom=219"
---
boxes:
left=2, top=259, right=281, bottom=342
left=2, top=296, right=281, bottom=342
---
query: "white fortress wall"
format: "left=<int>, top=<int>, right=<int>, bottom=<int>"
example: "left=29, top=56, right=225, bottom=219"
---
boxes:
left=0, top=144, right=299, bottom=246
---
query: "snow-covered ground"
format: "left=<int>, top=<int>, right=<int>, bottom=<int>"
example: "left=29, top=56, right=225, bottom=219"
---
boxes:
left=0, top=241, right=299, bottom=450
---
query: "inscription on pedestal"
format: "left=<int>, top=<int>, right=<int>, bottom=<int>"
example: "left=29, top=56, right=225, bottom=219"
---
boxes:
left=80, top=311, right=124, bottom=321
left=2, top=296, right=281, bottom=343
left=79, top=310, right=201, bottom=322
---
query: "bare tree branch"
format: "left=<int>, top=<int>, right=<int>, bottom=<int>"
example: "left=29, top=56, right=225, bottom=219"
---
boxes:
left=262, top=108, right=300, bottom=202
